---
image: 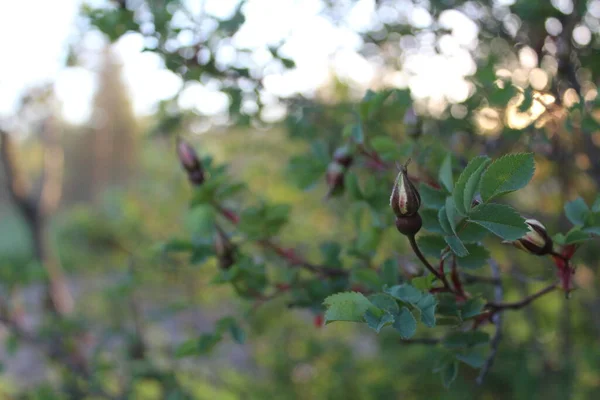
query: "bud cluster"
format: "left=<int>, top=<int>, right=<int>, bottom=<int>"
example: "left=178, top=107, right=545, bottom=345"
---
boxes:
left=390, top=160, right=422, bottom=236
left=326, top=145, right=354, bottom=197
left=177, top=138, right=205, bottom=186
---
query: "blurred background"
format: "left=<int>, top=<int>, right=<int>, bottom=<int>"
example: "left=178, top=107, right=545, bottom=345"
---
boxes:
left=1, top=0, right=600, bottom=398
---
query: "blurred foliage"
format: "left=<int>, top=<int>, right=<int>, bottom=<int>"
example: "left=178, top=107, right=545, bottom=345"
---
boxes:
left=2, top=0, right=600, bottom=398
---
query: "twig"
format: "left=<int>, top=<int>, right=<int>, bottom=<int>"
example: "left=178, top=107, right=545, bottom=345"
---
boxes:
left=400, top=337, right=441, bottom=345
left=213, top=202, right=348, bottom=277
left=477, top=259, right=504, bottom=385
left=461, top=272, right=501, bottom=285
left=486, top=282, right=558, bottom=311
left=407, top=235, right=453, bottom=292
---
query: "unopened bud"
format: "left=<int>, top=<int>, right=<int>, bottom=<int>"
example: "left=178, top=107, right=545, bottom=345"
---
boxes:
left=326, top=162, right=345, bottom=197
left=390, top=159, right=421, bottom=218
left=504, top=219, right=553, bottom=256
left=214, top=227, right=236, bottom=270
left=395, top=214, right=422, bottom=236
left=177, top=139, right=205, bottom=185
left=333, top=146, right=353, bottom=167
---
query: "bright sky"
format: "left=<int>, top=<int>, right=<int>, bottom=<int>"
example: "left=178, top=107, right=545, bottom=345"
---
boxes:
left=0, top=0, right=478, bottom=125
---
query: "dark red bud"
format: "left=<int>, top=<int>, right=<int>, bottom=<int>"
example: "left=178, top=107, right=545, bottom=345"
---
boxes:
left=504, top=219, right=553, bottom=256
left=390, top=160, right=421, bottom=217
left=395, top=213, right=422, bottom=236
left=314, top=314, right=324, bottom=328
left=177, top=139, right=205, bottom=185
left=333, top=146, right=353, bottom=167
left=325, top=162, right=345, bottom=197
left=214, top=228, right=236, bottom=270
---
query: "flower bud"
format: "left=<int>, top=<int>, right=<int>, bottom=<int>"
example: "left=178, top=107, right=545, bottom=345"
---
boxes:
left=214, top=227, right=236, bottom=270
left=325, top=162, right=345, bottom=197
left=333, top=145, right=353, bottom=167
left=504, top=219, right=553, bottom=256
left=177, top=139, right=205, bottom=185
left=395, top=214, right=422, bottom=236
left=390, top=160, right=421, bottom=217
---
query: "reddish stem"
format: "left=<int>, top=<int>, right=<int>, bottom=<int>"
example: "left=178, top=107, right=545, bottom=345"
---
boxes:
left=450, top=257, right=467, bottom=300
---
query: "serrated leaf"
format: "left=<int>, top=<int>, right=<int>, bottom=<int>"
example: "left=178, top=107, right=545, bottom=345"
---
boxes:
left=468, top=203, right=528, bottom=241
left=439, top=154, right=454, bottom=192
left=445, top=235, right=469, bottom=257
left=393, top=307, right=417, bottom=339
left=457, top=244, right=489, bottom=269
left=453, top=156, right=491, bottom=215
left=479, top=153, right=535, bottom=202
left=364, top=309, right=394, bottom=333
left=445, top=197, right=460, bottom=233
left=564, top=197, right=590, bottom=226
left=420, top=183, right=446, bottom=209
left=416, top=235, right=447, bottom=257
left=323, top=292, right=375, bottom=323
left=438, top=206, right=453, bottom=235
left=385, top=284, right=422, bottom=303
left=368, top=293, right=400, bottom=314
left=564, top=228, right=591, bottom=244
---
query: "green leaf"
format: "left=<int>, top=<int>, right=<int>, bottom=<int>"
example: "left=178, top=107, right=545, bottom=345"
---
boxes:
left=364, top=309, right=394, bottom=333
left=468, top=203, right=528, bottom=241
left=422, top=209, right=445, bottom=234
left=564, top=228, right=591, bottom=244
left=412, top=274, right=436, bottom=291
left=416, top=293, right=437, bottom=327
left=393, top=307, right=417, bottom=339
left=420, top=183, right=446, bottom=209
left=459, top=298, right=486, bottom=319
left=438, top=206, right=453, bottom=235
left=344, top=173, right=363, bottom=200
left=368, top=293, right=400, bottom=314
left=456, top=348, right=487, bottom=368
left=458, top=223, right=488, bottom=243
left=380, top=259, right=399, bottom=286
left=438, top=154, right=454, bottom=192
left=442, top=361, right=459, bottom=388
left=416, top=235, right=447, bottom=257
left=323, top=292, right=375, bottom=323
left=443, top=331, right=490, bottom=349
left=445, top=235, right=469, bottom=257
left=479, top=153, right=535, bottom=202
left=445, top=197, right=460, bottom=233
left=370, top=136, right=403, bottom=161
left=385, top=284, right=422, bottom=303
left=518, top=87, right=534, bottom=112
left=453, top=156, right=491, bottom=215
left=592, top=195, right=600, bottom=212
left=351, top=124, right=364, bottom=143
left=457, top=244, right=489, bottom=269
left=564, top=197, right=590, bottom=226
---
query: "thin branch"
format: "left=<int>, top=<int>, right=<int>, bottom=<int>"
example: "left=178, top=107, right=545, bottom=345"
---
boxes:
left=400, top=337, right=441, bottom=345
left=486, top=282, right=558, bottom=311
left=407, top=235, right=453, bottom=292
left=213, top=202, right=348, bottom=277
left=477, top=259, right=504, bottom=385
left=0, top=130, right=35, bottom=216
left=38, top=117, right=64, bottom=216
left=461, top=272, right=501, bottom=285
